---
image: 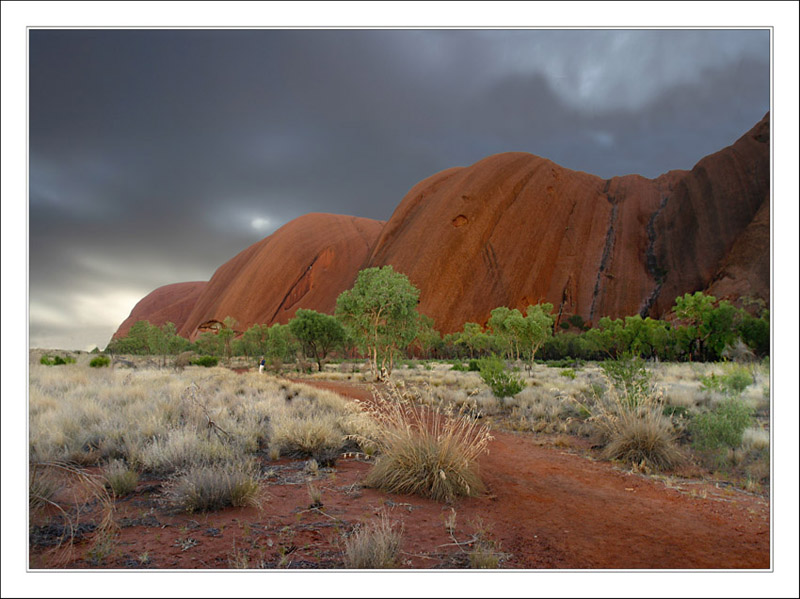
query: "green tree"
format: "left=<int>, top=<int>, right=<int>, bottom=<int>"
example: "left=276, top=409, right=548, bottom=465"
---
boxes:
left=411, top=314, right=440, bottom=359
left=672, top=291, right=717, bottom=360
left=487, top=307, right=524, bottom=360
left=519, top=303, right=554, bottom=368
left=584, top=317, right=626, bottom=359
left=288, top=309, right=346, bottom=372
left=335, top=266, right=420, bottom=379
left=194, top=331, right=222, bottom=356
left=737, top=310, right=769, bottom=356
left=117, top=320, right=152, bottom=354
left=267, top=323, right=298, bottom=362
left=217, top=316, right=239, bottom=365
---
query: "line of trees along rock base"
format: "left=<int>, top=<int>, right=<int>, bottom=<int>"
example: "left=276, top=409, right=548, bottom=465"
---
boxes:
left=107, top=267, right=769, bottom=373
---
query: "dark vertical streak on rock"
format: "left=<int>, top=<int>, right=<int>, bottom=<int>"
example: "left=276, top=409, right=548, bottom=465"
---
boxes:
left=589, top=201, right=618, bottom=322
left=639, top=195, right=670, bottom=317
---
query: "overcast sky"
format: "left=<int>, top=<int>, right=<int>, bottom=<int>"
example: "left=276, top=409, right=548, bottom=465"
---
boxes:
left=27, top=28, right=770, bottom=350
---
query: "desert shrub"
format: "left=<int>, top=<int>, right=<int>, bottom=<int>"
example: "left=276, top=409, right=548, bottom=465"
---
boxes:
left=89, top=355, right=111, bottom=368
left=358, top=382, right=493, bottom=502
left=40, top=354, right=75, bottom=366
left=690, top=398, right=753, bottom=451
left=699, top=367, right=753, bottom=396
left=450, top=362, right=467, bottom=372
left=191, top=355, right=219, bottom=368
left=467, top=359, right=481, bottom=372
left=167, top=460, right=260, bottom=513
left=577, top=379, right=682, bottom=471
left=559, top=368, right=577, bottom=379
left=477, top=355, right=525, bottom=398
left=174, top=351, right=195, bottom=371
left=102, top=459, right=139, bottom=496
left=343, top=516, right=403, bottom=569
left=600, top=355, right=652, bottom=408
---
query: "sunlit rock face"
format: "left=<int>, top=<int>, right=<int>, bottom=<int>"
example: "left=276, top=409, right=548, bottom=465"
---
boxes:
left=177, top=213, right=384, bottom=340
left=113, top=113, right=769, bottom=341
left=112, top=281, right=207, bottom=340
left=366, top=113, right=769, bottom=332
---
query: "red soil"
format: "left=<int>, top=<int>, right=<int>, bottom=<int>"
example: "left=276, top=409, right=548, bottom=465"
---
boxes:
left=29, top=380, right=769, bottom=570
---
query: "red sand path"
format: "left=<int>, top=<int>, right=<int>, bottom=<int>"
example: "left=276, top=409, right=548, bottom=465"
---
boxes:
left=306, top=380, right=770, bottom=569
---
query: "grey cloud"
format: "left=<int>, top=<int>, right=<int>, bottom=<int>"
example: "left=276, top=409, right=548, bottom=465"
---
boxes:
left=28, top=29, right=770, bottom=349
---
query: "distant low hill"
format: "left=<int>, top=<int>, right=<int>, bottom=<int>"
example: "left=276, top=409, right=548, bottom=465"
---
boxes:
left=113, top=112, right=770, bottom=342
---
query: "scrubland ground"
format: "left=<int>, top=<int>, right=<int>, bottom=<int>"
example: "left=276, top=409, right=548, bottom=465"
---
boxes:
left=28, top=353, right=770, bottom=569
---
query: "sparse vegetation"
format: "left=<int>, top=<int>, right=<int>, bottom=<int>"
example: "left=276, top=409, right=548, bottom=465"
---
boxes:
left=477, top=355, right=525, bottom=398
left=342, top=515, right=403, bottom=569
left=166, top=460, right=261, bottom=513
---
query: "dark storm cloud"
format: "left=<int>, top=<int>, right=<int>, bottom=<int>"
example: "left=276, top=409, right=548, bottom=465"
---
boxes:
left=28, top=28, right=770, bottom=350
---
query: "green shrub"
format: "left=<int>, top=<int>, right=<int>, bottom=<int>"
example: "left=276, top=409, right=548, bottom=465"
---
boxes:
left=451, top=362, right=467, bottom=372
left=690, top=398, right=753, bottom=451
left=467, top=359, right=481, bottom=372
left=191, top=355, right=219, bottom=368
left=40, top=354, right=76, bottom=366
left=89, top=355, right=111, bottom=368
left=559, top=368, right=577, bottom=379
left=699, top=367, right=753, bottom=396
left=601, top=355, right=652, bottom=407
left=477, top=355, right=525, bottom=398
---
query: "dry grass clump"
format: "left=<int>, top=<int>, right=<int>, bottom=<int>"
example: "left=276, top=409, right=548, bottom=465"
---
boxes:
left=578, top=378, right=683, bottom=471
left=342, top=515, right=403, bottom=569
left=166, top=459, right=261, bottom=513
left=102, top=459, right=139, bottom=496
left=357, top=382, right=493, bottom=503
left=742, top=427, right=770, bottom=452
left=269, top=384, right=376, bottom=463
left=468, top=538, right=503, bottom=569
left=135, top=428, right=237, bottom=475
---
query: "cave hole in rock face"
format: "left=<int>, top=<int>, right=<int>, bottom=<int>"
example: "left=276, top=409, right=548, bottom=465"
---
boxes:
left=452, top=214, right=469, bottom=228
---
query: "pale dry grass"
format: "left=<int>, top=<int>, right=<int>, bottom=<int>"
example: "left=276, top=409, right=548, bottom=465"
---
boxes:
left=342, top=515, right=403, bottom=569
left=29, top=364, right=375, bottom=477
left=742, top=427, right=770, bottom=452
left=576, top=377, right=683, bottom=471
left=356, top=381, right=493, bottom=503
left=165, top=459, right=261, bottom=513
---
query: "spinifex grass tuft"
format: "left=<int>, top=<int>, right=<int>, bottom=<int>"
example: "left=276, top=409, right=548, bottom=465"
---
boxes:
left=342, top=515, right=403, bottom=569
left=357, top=381, right=493, bottom=503
left=576, top=376, right=683, bottom=472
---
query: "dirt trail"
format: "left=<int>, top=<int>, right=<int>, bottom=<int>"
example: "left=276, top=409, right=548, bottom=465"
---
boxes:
left=304, top=379, right=770, bottom=569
